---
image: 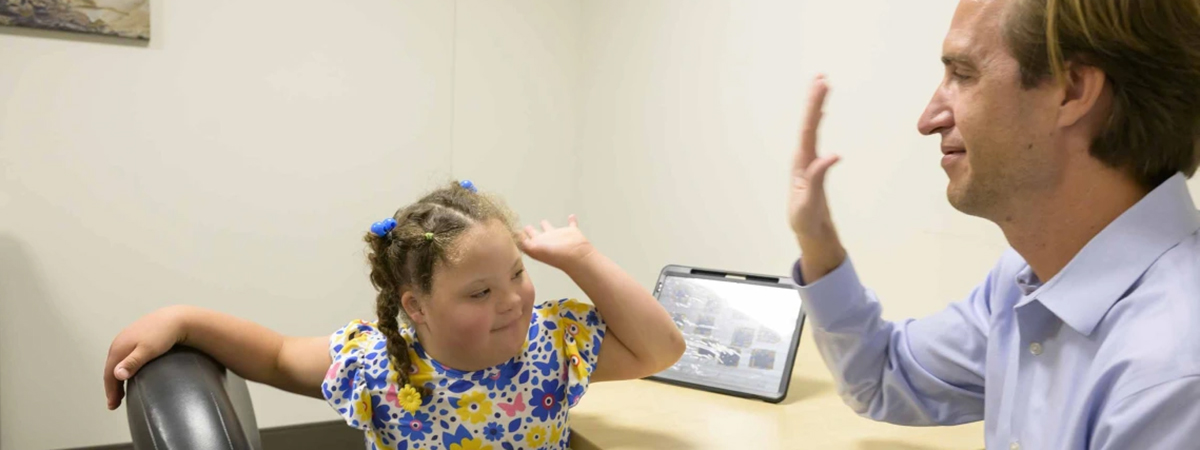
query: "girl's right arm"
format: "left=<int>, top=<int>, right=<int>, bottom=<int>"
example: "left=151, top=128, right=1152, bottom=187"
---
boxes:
left=103, top=305, right=332, bottom=410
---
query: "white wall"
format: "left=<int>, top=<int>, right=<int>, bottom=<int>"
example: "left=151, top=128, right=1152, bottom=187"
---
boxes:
left=1, top=1, right=584, bottom=448
left=0, top=1, right=459, bottom=448
left=5, top=1, right=1200, bottom=449
left=575, top=0, right=998, bottom=321
left=451, top=0, right=584, bottom=303
left=576, top=0, right=1200, bottom=322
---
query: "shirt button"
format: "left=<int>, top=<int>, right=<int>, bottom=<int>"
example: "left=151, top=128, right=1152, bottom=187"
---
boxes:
left=1011, top=442, right=1021, bottom=450
left=1030, top=342, right=1043, bottom=356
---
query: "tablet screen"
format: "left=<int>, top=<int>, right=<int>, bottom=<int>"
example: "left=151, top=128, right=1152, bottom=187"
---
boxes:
left=651, top=273, right=803, bottom=399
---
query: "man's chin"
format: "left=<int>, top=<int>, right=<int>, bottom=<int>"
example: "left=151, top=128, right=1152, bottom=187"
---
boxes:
left=946, top=183, right=996, bottom=219
left=947, top=191, right=971, bottom=214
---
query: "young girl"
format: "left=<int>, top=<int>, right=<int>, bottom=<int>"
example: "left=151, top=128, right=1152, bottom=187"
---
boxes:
left=103, top=181, right=686, bottom=450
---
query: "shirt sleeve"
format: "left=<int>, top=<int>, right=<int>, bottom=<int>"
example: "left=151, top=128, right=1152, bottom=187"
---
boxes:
left=548, top=298, right=606, bottom=408
left=795, top=255, right=1002, bottom=425
left=320, top=320, right=388, bottom=431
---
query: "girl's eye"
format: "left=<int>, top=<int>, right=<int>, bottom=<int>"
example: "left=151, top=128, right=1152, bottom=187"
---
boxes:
left=512, top=269, right=525, bottom=280
left=471, top=289, right=490, bottom=299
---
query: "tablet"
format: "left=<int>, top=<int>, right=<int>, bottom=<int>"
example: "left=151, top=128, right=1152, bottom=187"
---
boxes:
left=647, top=264, right=806, bottom=403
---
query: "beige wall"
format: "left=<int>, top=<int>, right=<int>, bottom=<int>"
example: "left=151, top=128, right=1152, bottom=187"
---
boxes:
left=576, top=0, right=1200, bottom=321
left=0, top=0, right=571, bottom=448
left=451, top=0, right=585, bottom=303
left=4, top=1, right=1200, bottom=449
left=1, top=0, right=587, bottom=447
left=575, top=0, right=998, bottom=321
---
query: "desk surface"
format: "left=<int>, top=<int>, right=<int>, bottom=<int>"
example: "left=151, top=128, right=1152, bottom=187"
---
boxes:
left=569, top=326, right=984, bottom=450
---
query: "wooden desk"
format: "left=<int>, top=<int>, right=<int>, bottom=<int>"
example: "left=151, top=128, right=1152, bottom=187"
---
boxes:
left=569, top=328, right=984, bottom=450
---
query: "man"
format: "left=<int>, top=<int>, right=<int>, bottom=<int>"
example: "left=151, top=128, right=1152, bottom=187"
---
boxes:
left=788, top=0, right=1200, bottom=448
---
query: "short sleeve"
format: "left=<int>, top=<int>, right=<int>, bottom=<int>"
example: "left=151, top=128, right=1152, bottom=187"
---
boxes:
left=546, top=298, right=606, bottom=407
left=321, top=320, right=390, bottom=431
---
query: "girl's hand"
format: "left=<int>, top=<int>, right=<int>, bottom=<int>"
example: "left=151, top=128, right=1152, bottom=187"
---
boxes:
left=518, top=215, right=596, bottom=270
left=103, top=306, right=188, bottom=410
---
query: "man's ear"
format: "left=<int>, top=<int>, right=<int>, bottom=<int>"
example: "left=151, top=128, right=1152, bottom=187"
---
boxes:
left=1056, top=61, right=1110, bottom=130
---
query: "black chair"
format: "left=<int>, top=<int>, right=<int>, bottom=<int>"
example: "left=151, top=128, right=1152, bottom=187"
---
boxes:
left=124, top=346, right=262, bottom=450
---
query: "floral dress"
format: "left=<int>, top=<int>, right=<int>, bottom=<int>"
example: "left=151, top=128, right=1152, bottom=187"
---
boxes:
left=322, top=298, right=606, bottom=450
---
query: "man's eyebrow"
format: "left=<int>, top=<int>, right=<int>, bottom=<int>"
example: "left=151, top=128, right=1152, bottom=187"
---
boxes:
left=942, top=53, right=976, bottom=68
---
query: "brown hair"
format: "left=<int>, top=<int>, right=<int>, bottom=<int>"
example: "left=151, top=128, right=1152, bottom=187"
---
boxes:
left=1003, top=0, right=1200, bottom=188
left=364, top=181, right=516, bottom=393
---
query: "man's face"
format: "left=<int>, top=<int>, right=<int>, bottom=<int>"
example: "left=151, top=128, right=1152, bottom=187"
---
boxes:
left=918, top=0, right=1065, bottom=221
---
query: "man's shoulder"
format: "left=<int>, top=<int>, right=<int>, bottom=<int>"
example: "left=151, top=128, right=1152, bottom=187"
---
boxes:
left=1096, top=234, right=1200, bottom=398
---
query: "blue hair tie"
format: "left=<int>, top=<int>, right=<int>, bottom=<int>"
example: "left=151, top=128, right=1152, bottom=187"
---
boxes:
left=370, top=218, right=397, bottom=237
left=459, top=180, right=478, bottom=193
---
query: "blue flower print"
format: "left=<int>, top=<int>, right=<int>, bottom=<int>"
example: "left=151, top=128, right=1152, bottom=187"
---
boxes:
left=338, top=364, right=358, bottom=401
left=474, top=360, right=522, bottom=391
left=397, top=411, right=434, bottom=441
left=370, top=395, right=394, bottom=432
left=586, top=310, right=600, bottom=327
left=568, top=384, right=585, bottom=407
left=483, top=422, right=505, bottom=442
left=529, top=378, right=565, bottom=421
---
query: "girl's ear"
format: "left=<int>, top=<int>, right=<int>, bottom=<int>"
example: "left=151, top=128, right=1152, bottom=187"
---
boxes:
left=401, top=291, right=426, bottom=325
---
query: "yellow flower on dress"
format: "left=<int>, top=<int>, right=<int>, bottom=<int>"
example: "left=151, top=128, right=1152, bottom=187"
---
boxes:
left=368, top=430, right=390, bottom=450
left=526, top=425, right=547, bottom=448
left=352, top=391, right=372, bottom=424
left=449, top=437, right=493, bottom=450
left=456, top=391, right=493, bottom=424
left=540, top=300, right=561, bottom=319
left=398, top=384, right=422, bottom=414
left=563, top=299, right=591, bottom=317
left=549, top=422, right=563, bottom=445
left=340, top=321, right=374, bottom=355
left=406, top=345, right=436, bottom=387
left=549, top=324, right=565, bottom=347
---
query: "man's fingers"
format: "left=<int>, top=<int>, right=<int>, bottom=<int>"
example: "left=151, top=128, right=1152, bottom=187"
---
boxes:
left=805, top=155, right=841, bottom=195
left=793, top=75, right=830, bottom=178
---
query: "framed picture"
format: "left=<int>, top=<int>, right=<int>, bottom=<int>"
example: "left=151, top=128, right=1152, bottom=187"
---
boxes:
left=1, top=0, right=149, bottom=40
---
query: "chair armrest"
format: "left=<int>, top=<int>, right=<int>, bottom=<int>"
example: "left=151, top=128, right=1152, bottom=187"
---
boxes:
left=125, top=346, right=262, bottom=450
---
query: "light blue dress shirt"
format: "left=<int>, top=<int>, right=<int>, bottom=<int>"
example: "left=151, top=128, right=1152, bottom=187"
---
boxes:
left=793, top=173, right=1200, bottom=449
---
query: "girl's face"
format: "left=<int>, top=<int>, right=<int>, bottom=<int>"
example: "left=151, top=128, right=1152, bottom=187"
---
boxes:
left=403, top=219, right=536, bottom=371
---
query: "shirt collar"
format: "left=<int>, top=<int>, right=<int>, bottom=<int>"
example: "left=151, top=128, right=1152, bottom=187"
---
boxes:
left=1017, top=173, right=1200, bottom=336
